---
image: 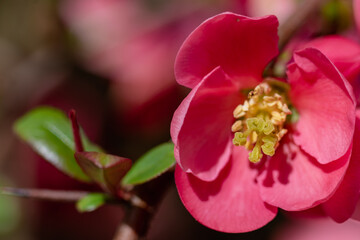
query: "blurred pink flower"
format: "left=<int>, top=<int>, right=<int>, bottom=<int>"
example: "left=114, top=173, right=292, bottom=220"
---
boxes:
left=60, top=0, right=246, bottom=133
left=355, top=0, right=360, bottom=32
left=171, top=12, right=358, bottom=232
left=274, top=218, right=360, bottom=240
left=61, top=0, right=183, bottom=106
left=245, top=0, right=296, bottom=23
left=60, top=0, right=243, bottom=107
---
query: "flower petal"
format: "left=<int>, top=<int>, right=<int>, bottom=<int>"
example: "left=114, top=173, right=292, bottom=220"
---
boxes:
left=258, top=133, right=351, bottom=211
left=352, top=201, right=360, bottom=221
left=171, top=66, right=242, bottom=181
left=288, top=48, right=356, bottom=164
left=175, top=12, right=279, bottom=89
left=321, top=110, right=360, bottom=222
left=275, top=218, right=360, bottom=240
left=302, top=36, right=360, bottom=83
left=175, top=147, right=277, bottom=233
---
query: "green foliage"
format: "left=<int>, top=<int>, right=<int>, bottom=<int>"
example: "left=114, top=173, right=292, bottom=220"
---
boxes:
left=122, top=142, right=175, bottom=186
left=14, top=107, right=102, bottom=182
left=76, top=193, right=107, bottom=212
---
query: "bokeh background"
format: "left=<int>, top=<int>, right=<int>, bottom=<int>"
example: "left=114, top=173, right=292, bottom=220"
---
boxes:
left=0, top=0, right=359, bottom=239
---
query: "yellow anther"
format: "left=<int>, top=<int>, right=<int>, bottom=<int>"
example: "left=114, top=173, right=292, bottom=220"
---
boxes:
left=276, top=129, right=288, bottom=140
left=250, top=131, right=258, bottom=144
left=271, top=111, right=286, bottom=125
left=233, top=104, right=246, bottom=118
left=250, top=83, right=271, bottom=97
left=231, top=120, right=243, bottom=132
left=263, top=96, right=275, bottom=102
left=282, top=104, right=291, bottom=114
left=248, top=97, right=257, bottom=107
left=243, top=101, right=249, bottom=110
left=274, top=93, right=282, bottom=99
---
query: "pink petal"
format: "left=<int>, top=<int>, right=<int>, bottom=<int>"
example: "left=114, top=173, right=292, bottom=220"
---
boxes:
left=258, top=133, right=351, bottom=211
left=175, top=12, right=279, bottom=89
left=288, top=48, right=356, bottom=164
left=171, top=67, right=242, bottom=181
left=355, top=0, right=360, bottom=32
left=352, top=200, right=360, bottom=221
left=175, top=147, right=277, bottom=233
left=302, top=36, right=360, bottom=84
left=274, top=218, right=360, bottom=240
left=322, top=110, right=360, bottom=222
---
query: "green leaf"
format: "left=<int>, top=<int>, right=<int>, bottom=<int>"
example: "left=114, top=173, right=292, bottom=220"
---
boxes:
left=14, top=107, right=102, bottom=182
left=76, top=193, right=106, bottom=212
left=75, top=152, right=131, bottom=194
left=122, top=142, right=175, bottom=186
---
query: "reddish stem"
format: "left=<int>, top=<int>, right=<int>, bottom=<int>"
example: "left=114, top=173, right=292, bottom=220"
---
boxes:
left=68, top=109, right=84, bottom=152
left=0, top=187, right=152, bottom=211
left=0, top=187, right=88, bottom=202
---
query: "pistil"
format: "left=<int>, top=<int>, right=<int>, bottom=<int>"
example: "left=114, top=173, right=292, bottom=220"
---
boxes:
left=232, top=81, right=292, bottom=163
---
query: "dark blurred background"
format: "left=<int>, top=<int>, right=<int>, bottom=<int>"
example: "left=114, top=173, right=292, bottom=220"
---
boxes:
left=0, top=0, right=358, bottom=239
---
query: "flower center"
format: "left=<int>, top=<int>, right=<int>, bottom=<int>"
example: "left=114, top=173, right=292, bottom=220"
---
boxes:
left=232, top=79, right=292, bottom=163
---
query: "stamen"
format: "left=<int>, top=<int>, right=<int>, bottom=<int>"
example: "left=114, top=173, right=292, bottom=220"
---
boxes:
left=231, top=120, right=243, bottom=132
left=231, top=81, right=292, bottom=163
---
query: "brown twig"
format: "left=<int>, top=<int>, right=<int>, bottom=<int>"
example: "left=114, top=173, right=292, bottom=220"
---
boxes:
left=118, top=190, right=154, bottom=214
left=112, top=172, right=174, bottom=240
left=113, top=207, right=149, bottom=240
left=278, top=0, right=329, bottom=50
left=0, top=187, right=88, bottom=202
left=114, top=222, right=138, bottom=240
left=0, top=186, right=152, bottom=213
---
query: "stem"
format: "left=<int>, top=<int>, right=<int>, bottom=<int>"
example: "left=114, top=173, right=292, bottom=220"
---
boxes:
left=0, top=187, right=152, bottom=211
left=114, top=222, right=138, bottom=240
left=113, top=172, right=174, bottom=240
left=113, top=208, right=149, bottom=240
left=68, top=109, right=84, bottom=152
left=1, top=187, right=88, bottom=202
left=278, top=0, right=329, bottom=50
left=118, top=191, right=154, bottom=214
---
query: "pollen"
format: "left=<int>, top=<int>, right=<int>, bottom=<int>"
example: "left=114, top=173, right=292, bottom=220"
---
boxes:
left=232, top=80, right=292, bottom=163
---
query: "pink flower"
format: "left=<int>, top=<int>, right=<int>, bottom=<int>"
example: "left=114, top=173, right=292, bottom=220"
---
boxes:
left=60, top=0, right=245, bottom=108
left=355, top=0, right=360, bottom=33
left=245, top=0, right=296, bottom=23
left=301, top=36, right=360, bottom=98
left=274, top=218, right=360, bottom=240
left=171, top=12, right=358, bottom=232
